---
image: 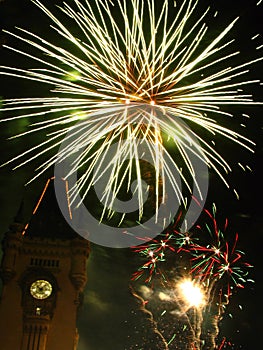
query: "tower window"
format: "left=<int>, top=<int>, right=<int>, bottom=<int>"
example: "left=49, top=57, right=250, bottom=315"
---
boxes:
left=30, top=259, right=60, bottom=268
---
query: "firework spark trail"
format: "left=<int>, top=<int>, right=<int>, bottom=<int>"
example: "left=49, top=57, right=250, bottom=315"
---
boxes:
left=130, top=285, right=169, bottom=350
left=0, top=0, right=262, bottom=222
left=131, top=230, right=181, bottom=282
left=131, top=222, right=196, bottom=283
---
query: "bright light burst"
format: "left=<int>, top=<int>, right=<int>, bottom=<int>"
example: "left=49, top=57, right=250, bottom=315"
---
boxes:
left=177, top=278, right=205, bottom=308
left=0, top=0, right=262, bottom=221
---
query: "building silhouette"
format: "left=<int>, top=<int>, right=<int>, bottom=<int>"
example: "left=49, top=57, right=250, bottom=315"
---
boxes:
left=0, top=178, right=90, bottom=350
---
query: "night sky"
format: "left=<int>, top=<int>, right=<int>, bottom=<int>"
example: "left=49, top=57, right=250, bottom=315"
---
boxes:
left=0, top=1, right=262, bottom=349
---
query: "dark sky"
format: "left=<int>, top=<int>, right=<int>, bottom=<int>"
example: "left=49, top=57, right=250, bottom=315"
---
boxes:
left=0, top=1, right=262, bottom=349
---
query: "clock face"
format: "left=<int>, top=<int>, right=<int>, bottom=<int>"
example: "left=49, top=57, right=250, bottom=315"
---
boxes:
left=30, top=280, right=52, bottom=300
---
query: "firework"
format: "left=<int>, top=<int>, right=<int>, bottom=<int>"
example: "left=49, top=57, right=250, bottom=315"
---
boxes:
left=0, top=0, right=262, bottom=225
left=189, top=205, right=253, bottom=298
left=188, top=206, right=253, bottom=349
left=131, top=231, right=178, bottom=282
left=131, top=221, right=197, bottom=282
left=132, top=205, right=253, bottom=349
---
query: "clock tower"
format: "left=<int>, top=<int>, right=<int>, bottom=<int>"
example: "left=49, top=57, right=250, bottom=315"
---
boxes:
left=0, top=178, right=90, bottom=350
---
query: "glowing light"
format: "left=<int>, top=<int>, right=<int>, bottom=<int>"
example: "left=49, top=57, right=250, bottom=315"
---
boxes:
left=214, top=247, right=220, bottom=255
left=223, top=264, right=229, bottom=271
left=149, top=251, right=154, bottom=257
left=178, top=279, right=205, bottom=308
left=64, top=70, right=81, bottom=81
left=185, top=236, right=190, bottom=243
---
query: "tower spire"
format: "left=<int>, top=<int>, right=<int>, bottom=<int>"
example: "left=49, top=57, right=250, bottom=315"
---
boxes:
left=24, top=177, right=78, bottom=240
left=14, top=199, right=25, bottom=224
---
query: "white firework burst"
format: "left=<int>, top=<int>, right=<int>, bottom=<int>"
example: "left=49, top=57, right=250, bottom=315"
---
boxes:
left=0, top=0, right=262, bottom=223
